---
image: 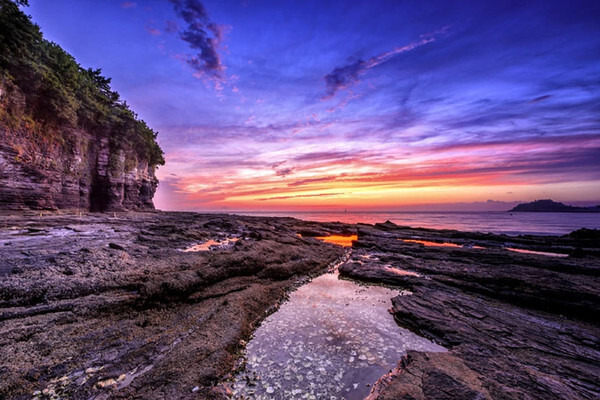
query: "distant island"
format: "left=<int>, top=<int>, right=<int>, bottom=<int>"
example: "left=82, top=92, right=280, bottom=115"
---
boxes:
left=509, top=199, right=600, bottom=213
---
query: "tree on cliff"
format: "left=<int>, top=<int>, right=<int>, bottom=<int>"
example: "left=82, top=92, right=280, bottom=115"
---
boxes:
left=0, top=0, right=164, bottom=167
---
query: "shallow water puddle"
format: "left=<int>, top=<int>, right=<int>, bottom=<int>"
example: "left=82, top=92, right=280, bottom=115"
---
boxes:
left=314, top=234, right=358, bottom=247
left=505, top=247, right=568, bottom=257
left=182, top=238, right=238, bottom=252
left=400, top=239, right=463, bottom=248
left=382, top=266, right=421, bottom=277
left=399, top=239, right=568, bottom=256
left=230, top=271, right=445, bottom=399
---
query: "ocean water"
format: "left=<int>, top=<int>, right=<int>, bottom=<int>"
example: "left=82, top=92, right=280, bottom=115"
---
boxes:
left=239, top=211, right=600, bottom=236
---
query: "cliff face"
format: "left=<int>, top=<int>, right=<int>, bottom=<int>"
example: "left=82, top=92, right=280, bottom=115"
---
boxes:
left=0, top=1, right=164, bottom=212
left=0, top=80, right=158, bottom=211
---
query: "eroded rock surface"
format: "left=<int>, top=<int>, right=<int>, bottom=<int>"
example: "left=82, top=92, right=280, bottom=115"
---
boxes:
left=341, top=222, right=600, bottom=400
left=0, top=212, right=346, bottom=399
left=0, top=55, right=160, bottom=212
left=0, top=125, right=158, bottom=211
left=2, top=214, right=599, bottom=400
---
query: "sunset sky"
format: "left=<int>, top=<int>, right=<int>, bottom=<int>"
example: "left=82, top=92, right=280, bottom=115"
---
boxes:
left=27, top=0, right=600, bottom=211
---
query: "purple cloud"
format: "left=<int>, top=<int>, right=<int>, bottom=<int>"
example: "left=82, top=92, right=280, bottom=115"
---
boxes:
left=293, top=150, right=369, bottom=162
left=288, top=175, right=345, bottom=187
left=276, top=167, right=295, bottom=177
left=165, top=20, right=179, bottom=33
left=168, top=0, right=224, bottom=78
left=529, top=94, right=552, bottom=104
left=257, top=192, right=346, bottom=201
left=323, top=31, right=448, bottom=98
left=145, top=25, right=161, bottom=36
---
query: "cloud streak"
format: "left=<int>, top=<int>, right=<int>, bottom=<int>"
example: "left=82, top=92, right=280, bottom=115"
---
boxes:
left=323, top=29, right=447, bottom=98
left=155, top=128, right=600, bottom=210
left=257, top=192, right=346, bottom=201
left=169, top=0, right=224, bottom=79
left=275, top=167, right=294, bottom=177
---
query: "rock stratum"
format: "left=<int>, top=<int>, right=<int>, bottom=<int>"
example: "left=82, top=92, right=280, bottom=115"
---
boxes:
left=0, top=213, right=346, bottom=399
left=0, top=99, right=158, bottom=211
left=347, top=222, right=600, bottom=400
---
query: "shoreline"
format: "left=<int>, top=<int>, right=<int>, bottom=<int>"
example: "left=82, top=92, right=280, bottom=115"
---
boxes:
left=0, top=211, right=599, bottom=399
left=3, top=209, right=600, bottom=237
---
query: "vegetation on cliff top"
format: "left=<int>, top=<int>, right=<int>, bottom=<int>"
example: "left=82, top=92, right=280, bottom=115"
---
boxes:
left=0, top=0, right=164, bottom=166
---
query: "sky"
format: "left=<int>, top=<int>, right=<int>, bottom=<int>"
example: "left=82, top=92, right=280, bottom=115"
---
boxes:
left=26, top=0, right=600, bottom=211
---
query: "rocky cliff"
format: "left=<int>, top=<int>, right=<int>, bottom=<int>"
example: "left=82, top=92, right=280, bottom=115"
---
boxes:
left=0, top=0, right=163, bottom=211
left=0, top=79, right=158, bottom=211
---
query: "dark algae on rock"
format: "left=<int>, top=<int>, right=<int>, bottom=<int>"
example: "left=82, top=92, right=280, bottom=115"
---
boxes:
left=0, top=0, right=164, bottom=211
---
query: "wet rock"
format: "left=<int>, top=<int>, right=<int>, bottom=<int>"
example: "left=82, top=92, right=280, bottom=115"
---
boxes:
left=368, top=352, right=490, bottom=400
left=108, top=242, right=125, bottom=251
left=568, top=227, right=600, bottom=240
left=0, top=212, right=344, bottom=399
left=348, top=225, right=600, bottom=400
left=2, top=213, right=598, bottom=400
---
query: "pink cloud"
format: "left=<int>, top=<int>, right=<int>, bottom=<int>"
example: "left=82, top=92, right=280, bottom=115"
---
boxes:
left=145, top=26, right=161, bottom=36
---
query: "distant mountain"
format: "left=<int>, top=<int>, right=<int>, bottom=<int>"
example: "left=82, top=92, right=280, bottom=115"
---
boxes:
left=509, top=199, right=600, bottom=213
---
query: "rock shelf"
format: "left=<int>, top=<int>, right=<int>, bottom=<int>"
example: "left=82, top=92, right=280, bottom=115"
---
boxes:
left=0, top=213, right=598, bottom=399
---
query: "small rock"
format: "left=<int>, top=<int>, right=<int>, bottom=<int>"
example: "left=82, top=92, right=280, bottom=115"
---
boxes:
left=96, top=378, right=117, bottom=388
left=108, top=243, right=125, bottom=251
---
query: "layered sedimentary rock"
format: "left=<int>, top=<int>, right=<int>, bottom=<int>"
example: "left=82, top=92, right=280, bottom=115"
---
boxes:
left=0, top=80, right=158, bottom=211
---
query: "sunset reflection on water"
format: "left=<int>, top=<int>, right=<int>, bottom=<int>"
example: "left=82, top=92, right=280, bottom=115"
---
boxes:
left=506, top=248, right=568, bottom=257
left=231, top=270, right=445, bottom=399
left=401, top=239, right=462, bottom=248
left=315, top=235, right=358, bottom=247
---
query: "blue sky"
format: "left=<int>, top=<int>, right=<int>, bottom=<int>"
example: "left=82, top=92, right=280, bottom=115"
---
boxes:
left=26, top=0, right=600, bottom=210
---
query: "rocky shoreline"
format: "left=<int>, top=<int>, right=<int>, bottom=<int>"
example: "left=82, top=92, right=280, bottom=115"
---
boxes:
left=346, top=223, right=600, bottom=400
left=1, top=212, right=598, bottom=399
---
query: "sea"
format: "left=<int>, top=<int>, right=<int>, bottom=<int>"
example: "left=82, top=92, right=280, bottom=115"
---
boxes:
left=237, top=211, right=600, bottom=236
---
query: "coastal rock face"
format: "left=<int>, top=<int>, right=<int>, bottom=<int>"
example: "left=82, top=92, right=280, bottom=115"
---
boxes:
left=367, top=351, right=492, bottom=400
left=0, top=81, right=158, bottom=211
